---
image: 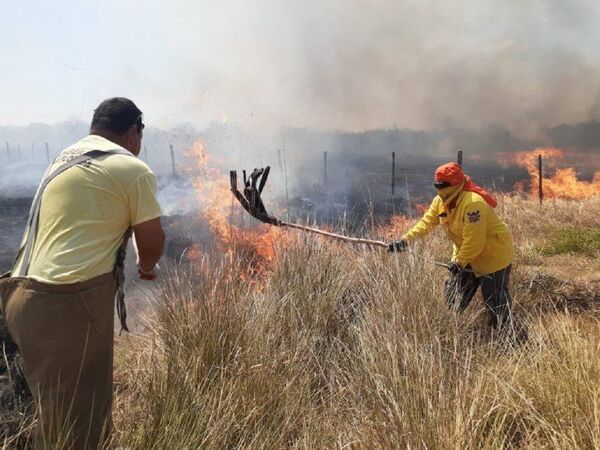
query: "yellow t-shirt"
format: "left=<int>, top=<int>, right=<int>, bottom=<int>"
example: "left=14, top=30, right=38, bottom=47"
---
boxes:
left=12, top=135, right=162, bottom=284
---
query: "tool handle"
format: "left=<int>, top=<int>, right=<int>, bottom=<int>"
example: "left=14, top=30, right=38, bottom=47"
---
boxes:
left=280, top=221, right=388, bottom=248
left=277, top=220, right=491, bottom=278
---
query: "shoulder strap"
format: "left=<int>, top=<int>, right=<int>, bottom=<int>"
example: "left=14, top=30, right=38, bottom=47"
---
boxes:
left=13, top=148, right=132, bottom=277
left=115, top=227, right=132, bottom=334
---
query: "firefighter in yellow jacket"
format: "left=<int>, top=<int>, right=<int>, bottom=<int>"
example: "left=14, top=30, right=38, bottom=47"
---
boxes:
left=388, top=162, right=515, bottom=329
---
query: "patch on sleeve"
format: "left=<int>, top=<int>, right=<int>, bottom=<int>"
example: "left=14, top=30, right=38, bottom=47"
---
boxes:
left=466, top=210, right=481, bottom=223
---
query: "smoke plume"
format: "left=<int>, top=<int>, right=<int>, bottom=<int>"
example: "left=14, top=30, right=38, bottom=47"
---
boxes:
left=160, top=0, right=600, bottom=139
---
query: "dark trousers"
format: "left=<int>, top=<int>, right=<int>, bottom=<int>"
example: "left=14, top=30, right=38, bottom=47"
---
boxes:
left=445, top=264, right=513, bottom=329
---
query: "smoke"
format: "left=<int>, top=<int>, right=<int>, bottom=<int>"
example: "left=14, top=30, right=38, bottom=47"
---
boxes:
left=4, top=1, right=600, bottom=148
left=2, top=1, right=599, bottom=219
left=0, top=162, right=46, bottom=197
left=157, top=0, right=600, bottom=139
left=3, top=1, right=600, bottom=138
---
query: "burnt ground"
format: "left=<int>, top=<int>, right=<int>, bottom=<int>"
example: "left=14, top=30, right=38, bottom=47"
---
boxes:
left=0, top=327, right=32, bottom=447
left=0, top=197, right=31, bottom=275
left=0, top=198, right=33, bottom=444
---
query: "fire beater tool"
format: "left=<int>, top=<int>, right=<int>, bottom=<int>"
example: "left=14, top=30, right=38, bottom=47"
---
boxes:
left=230, top=167, right=388, bottom=248
left=230, top=166, right=488, bottom=277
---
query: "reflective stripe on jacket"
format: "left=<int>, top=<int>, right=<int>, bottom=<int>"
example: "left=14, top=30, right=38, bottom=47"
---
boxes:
left=402, top=191, right=514, bottom=275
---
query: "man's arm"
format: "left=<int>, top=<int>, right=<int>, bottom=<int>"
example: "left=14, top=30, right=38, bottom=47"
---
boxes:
left=133, top=217, right=165, bottom=278
left=127, top=169, right=164, bottom=279
left=402, top=197, right=441, bottom=241
left=388, top=197, right=441, bottom=252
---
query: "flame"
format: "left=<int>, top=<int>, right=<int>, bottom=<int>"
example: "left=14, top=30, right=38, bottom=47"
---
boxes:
left=185, top=140, right=283, bottom=274
left=185, top=245, right=204, bottom=262
left=415, top=203, right=429, bottom=214
left=514, top=148, right=600, bottom=200
left=377, top=215, right=416, bottom=240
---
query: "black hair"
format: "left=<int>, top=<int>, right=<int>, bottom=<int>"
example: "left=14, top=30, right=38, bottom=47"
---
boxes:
left=90, top=97, right=143, bottom=135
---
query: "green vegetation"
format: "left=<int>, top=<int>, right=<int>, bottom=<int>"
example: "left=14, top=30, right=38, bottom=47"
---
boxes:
left=539, top=227, right=600, bottom=256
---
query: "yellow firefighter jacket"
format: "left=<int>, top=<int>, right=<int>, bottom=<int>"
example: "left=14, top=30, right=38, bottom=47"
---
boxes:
left=402, top=190, right=514, bottom=275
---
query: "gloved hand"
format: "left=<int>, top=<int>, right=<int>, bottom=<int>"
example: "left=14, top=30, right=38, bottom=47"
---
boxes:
left=447, top=261, right=463, bottom=275
left=388, top=239, right=409, bottom=253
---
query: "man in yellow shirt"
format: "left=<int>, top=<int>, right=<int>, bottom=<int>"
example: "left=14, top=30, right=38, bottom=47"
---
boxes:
left=1, top=98, right=164, bottom=449
left=388, top=162, right=515, bottom=331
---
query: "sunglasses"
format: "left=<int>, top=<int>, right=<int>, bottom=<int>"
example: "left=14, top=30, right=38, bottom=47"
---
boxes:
left=433, top=181, right=452, bottom=189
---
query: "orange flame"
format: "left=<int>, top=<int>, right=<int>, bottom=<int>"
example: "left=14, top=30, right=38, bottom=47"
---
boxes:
left=514, top=147, right=600, bottom=200
left=415, top=203, right=429, bottom=214
left=185, top=140, right=283, bottom=274
left=376, top=214, right=416, bottom=240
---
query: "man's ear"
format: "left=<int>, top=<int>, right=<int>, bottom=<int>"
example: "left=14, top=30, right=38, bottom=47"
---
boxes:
left=129, top=124, right=140, bottom=139
left=125, top=125, right=140, bottom=154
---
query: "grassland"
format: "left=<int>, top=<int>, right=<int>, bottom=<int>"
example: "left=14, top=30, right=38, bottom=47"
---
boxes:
left=5, top=196, right=598, bottom=449
left=105, top=195, right=599, bottom=449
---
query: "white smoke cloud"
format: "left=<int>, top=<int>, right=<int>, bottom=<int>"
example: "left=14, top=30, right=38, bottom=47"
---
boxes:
left=2, top=0, right=600, bottom=139
left=155, top=0, right=600, bottom=137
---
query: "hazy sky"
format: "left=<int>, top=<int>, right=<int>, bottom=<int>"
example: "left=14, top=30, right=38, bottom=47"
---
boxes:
left=2, top=0, right=600, bottom=135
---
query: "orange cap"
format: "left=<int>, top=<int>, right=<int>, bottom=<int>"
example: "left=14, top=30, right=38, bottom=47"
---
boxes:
left=434, top=162, right=465, bottom=185
left=434, top=162, right=498, bottom=207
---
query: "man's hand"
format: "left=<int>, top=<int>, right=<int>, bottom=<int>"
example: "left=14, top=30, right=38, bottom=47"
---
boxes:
left=447, top=261, right=463, bottom=275
left=388, top=239, right=409, bottom=253
left=137, top=262, right=158, bottom=281
left=133, top=217, right=165, bottom=280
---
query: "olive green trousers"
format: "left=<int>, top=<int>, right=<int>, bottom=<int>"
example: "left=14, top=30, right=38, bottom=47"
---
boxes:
left=1, top=273, right=116, bottom=450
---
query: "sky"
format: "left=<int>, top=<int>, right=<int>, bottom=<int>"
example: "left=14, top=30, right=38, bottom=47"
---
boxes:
left=2, top=0, right=600, bottom=137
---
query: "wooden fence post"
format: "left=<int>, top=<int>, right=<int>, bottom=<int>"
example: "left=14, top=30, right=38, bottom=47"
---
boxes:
left=323, top=151, right=328, bottom=186
left=170, top=144, right=176, bottom=176
left=538, top=154, right=543, bottom=204
left=391, top=152, right=396, bottom=198
left=405, top=169, right=412, bottom=218
left=283, top=142, right=289, bottom=214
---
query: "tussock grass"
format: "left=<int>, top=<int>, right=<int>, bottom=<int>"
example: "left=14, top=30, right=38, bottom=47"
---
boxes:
left=537, top=227, right=600, bottom=256
left=113, top=196, right=600, bottom=449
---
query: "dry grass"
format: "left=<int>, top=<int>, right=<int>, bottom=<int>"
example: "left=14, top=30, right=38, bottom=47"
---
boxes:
left=112, top=195, right=600, bottom=449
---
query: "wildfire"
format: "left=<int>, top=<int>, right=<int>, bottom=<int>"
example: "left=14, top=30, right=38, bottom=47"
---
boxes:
left=185, top=140, right=283, bottom=273
left=514, top=147, right=600, bottom=200
left=415, top=203, right=429, bottom=214
left=377, top=215, right=416, bottom=241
